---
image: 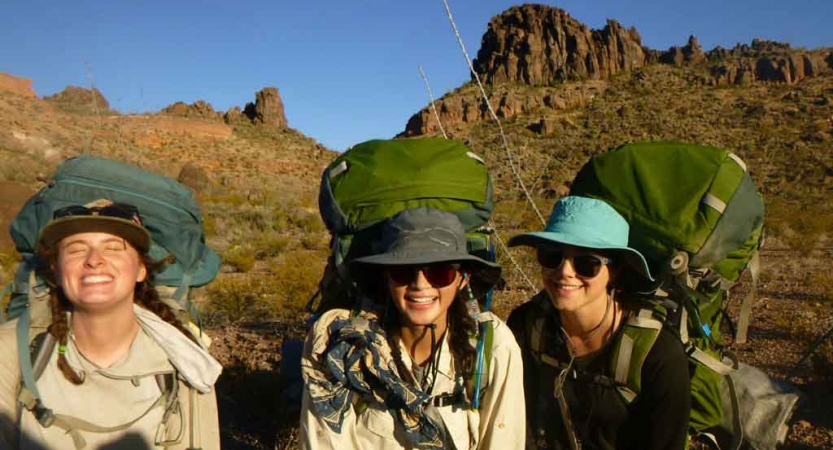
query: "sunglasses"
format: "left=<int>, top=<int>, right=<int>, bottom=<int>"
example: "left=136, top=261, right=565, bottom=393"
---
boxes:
left=53, top=203, right=144, bottom=226
left=536, top=248, right=611, bottom=278
left=386, top=263, right=462, bottom=288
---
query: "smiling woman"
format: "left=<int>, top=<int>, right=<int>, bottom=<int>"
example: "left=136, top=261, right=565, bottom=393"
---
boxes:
left=507, top=196, right=691, bottom=450
left=0, top=199, right=222, bottom=450
left=300, top=207, right=525, bottom=450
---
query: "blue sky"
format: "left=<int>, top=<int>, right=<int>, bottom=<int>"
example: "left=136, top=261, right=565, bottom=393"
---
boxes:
left=2, top=0, right=832, bottom=151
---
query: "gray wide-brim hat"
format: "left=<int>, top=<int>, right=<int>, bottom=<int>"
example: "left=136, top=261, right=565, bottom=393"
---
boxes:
left=39, top=199, right=151, bottom=253
left=508, top=196, right=654, bottom=284
left=351, top=207, right=501, bottom=296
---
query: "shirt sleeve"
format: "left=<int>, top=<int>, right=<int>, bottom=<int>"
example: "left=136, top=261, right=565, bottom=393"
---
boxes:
left=0, top=321, right=21, bottom=449
left=625, top=328, right=691, bottom=450
left=477, top=316, right=526, bottom=450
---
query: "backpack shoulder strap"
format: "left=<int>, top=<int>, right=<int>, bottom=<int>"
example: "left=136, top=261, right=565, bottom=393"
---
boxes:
left=610, top=308, right=663, bottom=403
left=469, top=314, right=495, bottom=410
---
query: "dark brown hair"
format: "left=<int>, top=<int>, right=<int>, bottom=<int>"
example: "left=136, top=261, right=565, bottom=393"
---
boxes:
left=363, top=265, right=479, bottom=395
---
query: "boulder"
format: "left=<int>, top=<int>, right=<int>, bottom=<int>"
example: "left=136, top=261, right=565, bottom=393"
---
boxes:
left=177, top=162, right=211, bottom=193
left=161, top=100, right=220, bottom=119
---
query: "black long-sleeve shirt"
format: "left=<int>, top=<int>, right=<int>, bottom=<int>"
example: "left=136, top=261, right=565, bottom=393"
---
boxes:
left=508, top=298, right=691, bottom=450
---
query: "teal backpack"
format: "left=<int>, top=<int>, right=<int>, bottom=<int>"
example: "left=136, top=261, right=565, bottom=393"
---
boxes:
left=4, top=155, right=220, bottom=440
left=562, top=141, right=797, bottom=449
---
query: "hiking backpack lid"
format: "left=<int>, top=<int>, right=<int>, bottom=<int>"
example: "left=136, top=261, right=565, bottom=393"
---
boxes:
left=319, top=137, right=493, bottom=235
left=7, top=155, right=221, bottom=313
left=569, top=141, right=764, bottom=284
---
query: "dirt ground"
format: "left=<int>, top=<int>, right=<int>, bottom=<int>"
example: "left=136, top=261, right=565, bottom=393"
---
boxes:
left=207, top=244, right=833, bottom=450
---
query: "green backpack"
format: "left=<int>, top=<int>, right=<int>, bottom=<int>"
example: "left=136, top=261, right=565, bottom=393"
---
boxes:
left=310, top=137, right=496, bottom=314
left=5, top=155, right=220, bottom=441
left=568, top=141, right=771, bottom=448
left=304, top=137, right=497, bottom=409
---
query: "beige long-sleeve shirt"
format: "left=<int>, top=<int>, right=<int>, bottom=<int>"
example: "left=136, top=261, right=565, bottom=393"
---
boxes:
left=0, top=316, right=220, bottom=450
left=300, top=309, right=526, bottom=450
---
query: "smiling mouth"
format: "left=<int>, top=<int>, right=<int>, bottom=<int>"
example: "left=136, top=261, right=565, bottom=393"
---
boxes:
left=406, top=296, right=437, bottom=305
left=81, top=275, right=114, bottom=285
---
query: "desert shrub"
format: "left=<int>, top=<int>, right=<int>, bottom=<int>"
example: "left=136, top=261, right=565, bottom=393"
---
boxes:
left=766, top=198, right=832, bottom=252
left=223, top=245, right=256, bottom=273
left=204, top=276, right=271, bottom=324
left=300, top=234, right=328, bottom=251
left=267, top=251, right=327, bottom=315
left=290, top=209, right=325, bottom=233
left=253, top=232, right=292, bottom=258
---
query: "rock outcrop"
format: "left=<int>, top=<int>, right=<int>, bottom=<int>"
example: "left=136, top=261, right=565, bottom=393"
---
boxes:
left=162, top=100, right=221, bottom=119
left=702, top=40, right=832, bottom=85
left=402, top=81, right=605, bottom=137
left=0, top=73, right=37, bottom=97
left=472, top=4, right=646, bottom=85
left=161, top=87, right=288, bottom=128
left=242, top=87, right=287, bottom=128
left=44, top=86, right=110, bottom=114
left=659, top=36, right=705, bottom=66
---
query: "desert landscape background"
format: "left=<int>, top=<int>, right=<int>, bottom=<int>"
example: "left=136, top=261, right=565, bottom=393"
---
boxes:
left=0, top=4, right=831, bottom=449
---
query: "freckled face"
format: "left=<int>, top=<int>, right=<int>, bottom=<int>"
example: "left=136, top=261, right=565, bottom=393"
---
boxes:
left=386, top=264, right=469, bottom=328
left=55, top=232, right=147, bottom=312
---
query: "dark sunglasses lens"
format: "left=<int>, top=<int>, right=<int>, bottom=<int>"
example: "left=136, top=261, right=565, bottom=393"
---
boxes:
left=573, top=255, right=603, bottom=278
left=53, top=205, right=92, bottom=219
left=423, top=264, right=458, bottom=287
left=537, top=249, right=565, bottom=269
left=387, top=267, right=415, bottom=285
left=100, top=204, right=140, bottom=221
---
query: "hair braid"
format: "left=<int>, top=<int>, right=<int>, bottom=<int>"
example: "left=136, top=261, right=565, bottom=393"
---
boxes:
left=47, top=290, right=85, bottom=385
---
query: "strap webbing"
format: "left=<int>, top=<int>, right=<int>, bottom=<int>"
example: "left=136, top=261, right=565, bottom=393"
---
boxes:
left=686, top=344, right=736, bottom=376
left=702, top=193, right=727, bottom=214
left=18, top=272, right=41, bottom=400
left=735, top=251, right=761, bottom=344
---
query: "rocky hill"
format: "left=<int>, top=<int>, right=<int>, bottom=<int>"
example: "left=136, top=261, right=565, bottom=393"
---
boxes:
left=402, top=4, right=833, bottom=137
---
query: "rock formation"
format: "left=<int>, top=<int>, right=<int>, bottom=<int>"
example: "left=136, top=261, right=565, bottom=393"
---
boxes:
left=659, top=36, right=705, bottom=66
left=472, top=4, right=647, bottom=85
left=402, top=82, right=605, bottom=137
left=44, top=86, right=111, bottom=114
left=243, top=87, right=287, bottom=128
left=162, top=100, right=221, bottom=119
left=0, top=73, right=37, bottom=98
left=160, top=87, right=288, bottom=128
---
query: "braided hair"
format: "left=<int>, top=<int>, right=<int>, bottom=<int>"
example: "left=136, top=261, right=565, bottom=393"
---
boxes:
left=39, top=245, right=196, bottom=384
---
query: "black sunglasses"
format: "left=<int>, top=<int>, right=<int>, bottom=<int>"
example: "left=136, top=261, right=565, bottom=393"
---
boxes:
left=536, top=248, right=612, bottom=278
left=53, top=203, right=144, bottom=226
left=386, top=263, right=462, bottom=288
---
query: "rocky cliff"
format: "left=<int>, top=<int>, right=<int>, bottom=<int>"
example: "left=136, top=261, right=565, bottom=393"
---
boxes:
left=472, top=4, right=646, bottom=85
left=403, top=4, right=833, bottom=136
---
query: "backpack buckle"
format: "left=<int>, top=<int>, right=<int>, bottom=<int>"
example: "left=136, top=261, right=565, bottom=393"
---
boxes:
left=33, top=401, right=55, bottom=428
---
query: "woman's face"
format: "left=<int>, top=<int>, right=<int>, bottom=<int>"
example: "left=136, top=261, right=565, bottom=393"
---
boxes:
left=54, top=232, right=147, bottom=312
left=539, top=244, right=612, bottom=315
left=386, top=263, right=469, bottom=328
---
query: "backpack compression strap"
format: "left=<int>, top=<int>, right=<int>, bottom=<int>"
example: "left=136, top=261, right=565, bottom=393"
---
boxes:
left=611, top=309, right=662, bottom=403
left=734, top=251, right=760, bottom=345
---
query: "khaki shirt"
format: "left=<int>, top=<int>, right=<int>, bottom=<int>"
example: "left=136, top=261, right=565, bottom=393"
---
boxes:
left=0, top=318, right=220, bottom=450
left=300, top=309, right=526, bottom=450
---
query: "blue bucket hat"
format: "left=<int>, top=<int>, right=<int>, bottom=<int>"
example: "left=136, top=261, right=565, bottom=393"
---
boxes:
left=508, top=196, right=654, bottom=283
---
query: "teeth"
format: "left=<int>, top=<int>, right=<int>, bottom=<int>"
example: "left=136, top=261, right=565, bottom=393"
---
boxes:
left=407, top=297, right=436, bottom=304
left=558, top=284, right=581, bottom=290
left=81, top=275, right=113, bottom=285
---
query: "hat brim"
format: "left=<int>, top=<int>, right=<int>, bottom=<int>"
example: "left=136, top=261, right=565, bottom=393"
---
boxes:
left=39, top=216, right=151, bottom=253
left=508, top=232, right=654, bottom=283
left=351, top=250, right=502, bottom=298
